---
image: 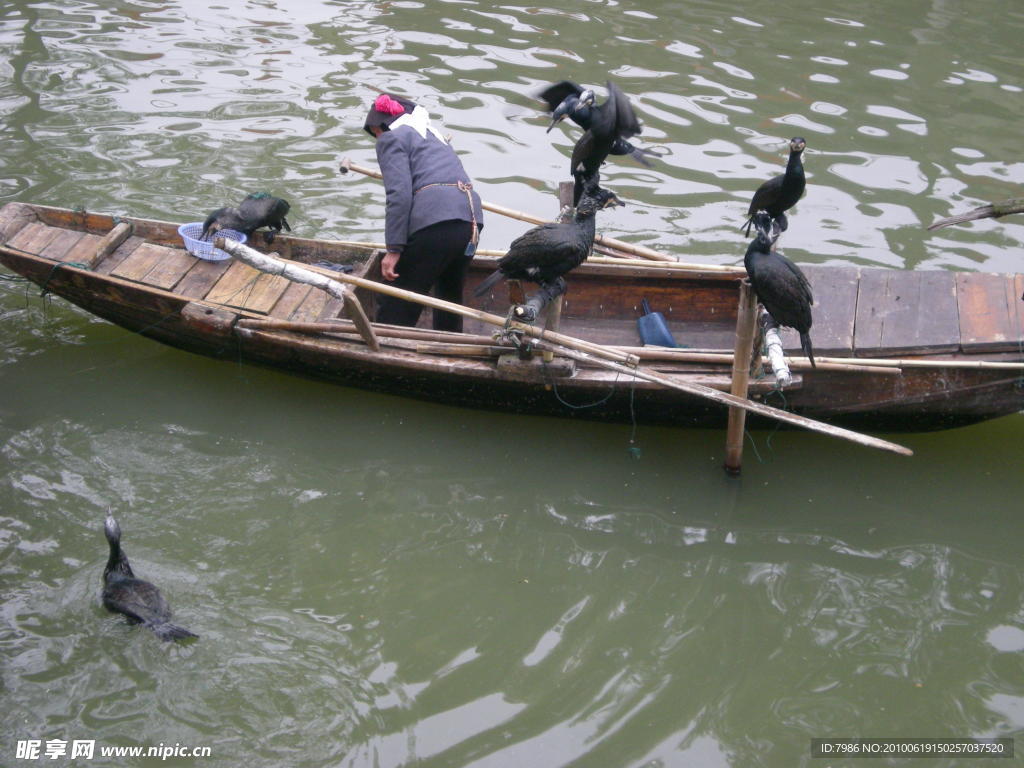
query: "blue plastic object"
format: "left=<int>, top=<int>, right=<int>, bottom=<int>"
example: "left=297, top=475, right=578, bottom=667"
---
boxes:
left=637, top=298, right=678, bottom=347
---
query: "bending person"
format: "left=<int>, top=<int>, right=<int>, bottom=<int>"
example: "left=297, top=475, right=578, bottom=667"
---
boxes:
left=363, top=94, right=484, bottom=332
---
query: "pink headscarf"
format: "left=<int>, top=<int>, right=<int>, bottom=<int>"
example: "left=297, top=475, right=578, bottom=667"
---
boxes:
left=363, top=93, right=417, bottom=136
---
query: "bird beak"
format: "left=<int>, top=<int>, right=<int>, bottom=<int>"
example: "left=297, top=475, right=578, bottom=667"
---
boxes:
left=546, top=115, right=564, bottom=133
left=606, top=195, right=625, bottom=208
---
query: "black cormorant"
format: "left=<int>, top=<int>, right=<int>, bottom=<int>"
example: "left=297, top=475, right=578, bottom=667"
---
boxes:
left=743, top=137, right=806, bottom=237
left=743, top=212, right=816, bottom=367
left=538, top=80, right=657, bottom=168
left=102, top=513, right=197, bottom=642
left=201, top=193, right=291, bottom=244
left=474, top=179, right=623, bottom=297
left=560, top=81, right=642, bottom=205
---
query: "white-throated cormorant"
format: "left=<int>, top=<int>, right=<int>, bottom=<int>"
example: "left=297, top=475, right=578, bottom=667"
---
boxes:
left=743, top=137, right=806, bottom=237
left=201, top=193, right=291, bottom=244
left=558, top=81, right=642, bottom=205
left=102, top=513, right=197, bottom=642
left=538, top=80, right=657, bottom=169
left=743, top=212, right=816, bottom=367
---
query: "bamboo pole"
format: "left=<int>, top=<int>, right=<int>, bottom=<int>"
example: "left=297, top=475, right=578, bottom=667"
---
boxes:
left=217, top=237, right=638, bottom=367
left=724, top=281, right=759, bottom=474
left=221, top=238, right=912, bottom=457
left=237, top=317, right=497, bottom=345
left=614, top=348, right=899, bottom=374
left=530, top=340, right=913, bottom=457
left=234, top=318, right=899, bottom=375
left=614, top=347, right=1024, bottom=372
left=339, top=157, right=708, bottom=266
left=543, top=295, right=564, bottom=363
left=293, top=236, right=744, bottom=274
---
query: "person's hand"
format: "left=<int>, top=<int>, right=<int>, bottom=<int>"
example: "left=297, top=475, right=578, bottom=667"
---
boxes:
left=381, top=251, right=401, bottom=281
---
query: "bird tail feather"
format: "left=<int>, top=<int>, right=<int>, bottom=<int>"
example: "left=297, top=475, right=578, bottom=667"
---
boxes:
left=473, top=269, right=505, bottom=297
left=151, top=622, right=198, bottom=641
left=800, top=332, right=816, bottom=369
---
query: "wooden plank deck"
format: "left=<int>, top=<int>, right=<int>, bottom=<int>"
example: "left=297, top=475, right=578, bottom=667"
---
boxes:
left=40, top=229, right=84, bottom=261
left=204, top=261, right=291, bottom=314
left=288, top=288, right=329, bottom=322
left=174, top=258, right=232, bottom=299
left=269, top=282, right=314, bottom=319
left=92, top=236, right=142, bottom=275
left=772, top=265, right=859, bottom=358
left=760, top=267, right=1021, bottom=359
left=956, top=272, right=1024, bottom=353
left=854, top=269, right=960, bottom=356
left=111, top=242, right=169, bottom=282
left=7, top=222, right=61, bottom=254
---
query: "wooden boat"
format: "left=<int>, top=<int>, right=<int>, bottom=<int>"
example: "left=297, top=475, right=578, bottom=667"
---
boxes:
left=1, top=201, right=1022, bottom=432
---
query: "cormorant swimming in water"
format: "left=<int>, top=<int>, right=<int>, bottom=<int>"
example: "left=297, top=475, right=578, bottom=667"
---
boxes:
left=201, top=193, right=291, bottom=244
left=559, top=81, right=642, bottom=205
left=102, top=513, right=197, bottom=641
left=743, top=137, right=806, bottom=237
left=474, top=179, right=623, bottom=297
left=538, top=80, right=658, bottom=169
left=743, top=212, right=816, bottom=368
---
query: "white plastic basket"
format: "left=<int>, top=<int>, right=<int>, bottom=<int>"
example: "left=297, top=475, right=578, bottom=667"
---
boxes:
left=177, top=222, right=247, bottom=261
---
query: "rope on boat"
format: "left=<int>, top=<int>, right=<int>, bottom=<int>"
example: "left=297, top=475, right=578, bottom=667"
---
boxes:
left=538, top=354, right=642, bottom=459
left=741, top=388, right=790, bottom=464
left=39, top=261, right=89, bottom=296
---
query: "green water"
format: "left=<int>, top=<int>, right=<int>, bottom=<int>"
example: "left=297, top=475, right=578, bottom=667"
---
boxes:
left=2, top=1, right=1023, bottom=766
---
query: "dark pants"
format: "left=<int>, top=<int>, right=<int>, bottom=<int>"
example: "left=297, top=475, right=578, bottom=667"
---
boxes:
left=376, top=219, right=475, bottom=332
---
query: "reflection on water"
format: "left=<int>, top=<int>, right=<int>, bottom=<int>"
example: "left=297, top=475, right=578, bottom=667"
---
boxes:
left=2, top=1, right=1024, bottom=766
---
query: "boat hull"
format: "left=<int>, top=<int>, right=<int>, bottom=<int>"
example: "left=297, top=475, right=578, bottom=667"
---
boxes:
left=1, top=201, right=1022, bottom=432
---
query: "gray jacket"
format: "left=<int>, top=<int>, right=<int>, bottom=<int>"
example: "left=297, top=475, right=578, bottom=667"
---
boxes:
left=376, top=125, right=484, bottom=253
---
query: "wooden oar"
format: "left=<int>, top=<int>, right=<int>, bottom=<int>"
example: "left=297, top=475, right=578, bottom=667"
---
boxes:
left=218, top=237, right=913, bottom=457
left=338, top=157, right=719, bottom=267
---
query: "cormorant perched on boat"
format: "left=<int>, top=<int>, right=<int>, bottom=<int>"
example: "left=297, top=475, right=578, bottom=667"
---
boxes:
left=201, top=193, right=291, bottom=244
left=743, top=137, right=806, bottom=237
left=474, top=179, right=623, bottom=297
left=562, top=81, right=643, bottom=205
left=538, top=80, right=657, bottom=168
left=102, top=512, right=197, bottom=642
left=743, top=212, right=816, bottom=367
